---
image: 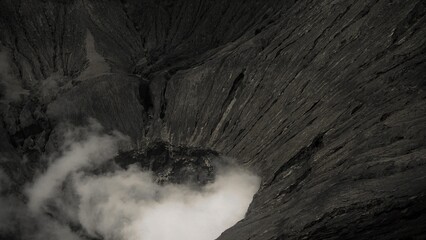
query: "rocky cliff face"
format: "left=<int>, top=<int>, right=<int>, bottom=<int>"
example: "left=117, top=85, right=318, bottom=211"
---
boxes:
left=1, top=0, right=425, bottom=239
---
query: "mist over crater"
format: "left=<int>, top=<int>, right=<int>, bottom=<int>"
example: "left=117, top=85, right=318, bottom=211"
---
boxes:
left=1, top=0, right=426, bottom=239
left=2, top=121, right=260, bottom=240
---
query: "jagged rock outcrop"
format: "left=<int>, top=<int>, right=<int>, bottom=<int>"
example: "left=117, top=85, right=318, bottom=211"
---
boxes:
left=114, top=141, right=219, bottom=185
left=1, top=0, right=425, bottom=239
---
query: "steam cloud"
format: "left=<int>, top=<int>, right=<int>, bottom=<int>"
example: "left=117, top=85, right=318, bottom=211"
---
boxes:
left=1, top=121, right=260, bottom=240
left=26, top=120, right=127, bottom=213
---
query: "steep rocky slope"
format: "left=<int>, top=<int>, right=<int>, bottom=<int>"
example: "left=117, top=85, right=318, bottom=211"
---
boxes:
left=1, top=0, right=425, bottom=239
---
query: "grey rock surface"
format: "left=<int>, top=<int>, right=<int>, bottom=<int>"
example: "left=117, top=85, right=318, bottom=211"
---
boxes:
left=0, top=0, right=425, bottom=239
left=114, top=141, right=219, bottom=185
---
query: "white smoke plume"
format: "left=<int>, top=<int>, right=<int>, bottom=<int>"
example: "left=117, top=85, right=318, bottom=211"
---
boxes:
left=26, top=120, right=128, bottom=213
left=72, top=166, right=259, bottom=240
left=1, top=120, right=260, bottom=240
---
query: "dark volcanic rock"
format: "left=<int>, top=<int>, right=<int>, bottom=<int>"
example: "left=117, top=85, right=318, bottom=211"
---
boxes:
left=114, top=141, right=219, bottom=185
left=46, top=74, right=148, bottom=140
left=1, top=0, right=426, bottom=239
